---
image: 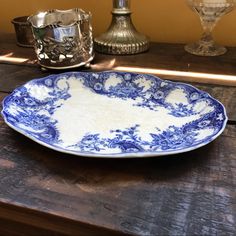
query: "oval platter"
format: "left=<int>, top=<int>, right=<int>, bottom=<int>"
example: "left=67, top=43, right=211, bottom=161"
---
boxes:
left=1, top=71, right=227, bottom=158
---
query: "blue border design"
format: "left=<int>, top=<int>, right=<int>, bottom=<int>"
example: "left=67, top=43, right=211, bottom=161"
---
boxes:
left=1, top=71, right=228, bottom=158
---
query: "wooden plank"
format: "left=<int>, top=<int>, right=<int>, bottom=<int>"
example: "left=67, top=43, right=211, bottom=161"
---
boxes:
left=0, top=217, right=65, bottom=236
left=1, top=33, right=236, bottom=86
left=0, top=92, right=235, bottom=235
left=0, top=64, right=51, bottom=92
left=0, top=203, right=125, bottom=236
left=1, top=33, right=236, bottom=76
left=0, top=33, right=36, bottom=64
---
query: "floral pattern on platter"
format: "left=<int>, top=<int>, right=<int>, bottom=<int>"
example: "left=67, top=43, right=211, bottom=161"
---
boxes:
left=1, top=71, right=227, bottom=158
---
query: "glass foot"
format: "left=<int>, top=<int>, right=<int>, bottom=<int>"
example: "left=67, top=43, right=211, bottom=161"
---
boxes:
left=185, top=41, right=227, bottom=56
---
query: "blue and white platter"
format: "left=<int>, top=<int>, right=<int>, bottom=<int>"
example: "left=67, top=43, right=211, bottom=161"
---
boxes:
left=1, top=71, right=227, bottom=158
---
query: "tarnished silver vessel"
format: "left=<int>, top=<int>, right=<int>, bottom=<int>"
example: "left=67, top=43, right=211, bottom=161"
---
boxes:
left=28, top=9, right=94, bottom=69
left=94, top=0, right=149, bottom=55
left=12, top=16, right=34, bottom=47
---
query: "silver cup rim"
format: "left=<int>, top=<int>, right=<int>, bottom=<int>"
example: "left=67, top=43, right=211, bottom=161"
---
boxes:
left=12, top=16, right=30, bottom=26
left=28, top=8, right=92, bottom=29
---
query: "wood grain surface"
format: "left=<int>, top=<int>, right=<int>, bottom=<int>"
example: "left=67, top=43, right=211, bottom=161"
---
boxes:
left=1, top=34, right=236, bottom=86
left=0, top=33, right=235, bottom=236
left=0, top=92, right=236, bottom=235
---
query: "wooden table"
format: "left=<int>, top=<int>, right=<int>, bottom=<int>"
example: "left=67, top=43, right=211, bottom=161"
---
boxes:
left=0, top=34, right=235, bottom=236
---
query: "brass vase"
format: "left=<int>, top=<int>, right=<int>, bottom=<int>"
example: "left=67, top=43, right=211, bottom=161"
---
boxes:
left=94, top=0, right=149, bottom=55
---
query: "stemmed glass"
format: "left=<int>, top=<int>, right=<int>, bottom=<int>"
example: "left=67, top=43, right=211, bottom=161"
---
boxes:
left=185, top=0, right=236, bottom=56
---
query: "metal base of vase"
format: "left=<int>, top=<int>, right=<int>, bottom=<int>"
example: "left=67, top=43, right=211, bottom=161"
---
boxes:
left=94, top=37, right=149, bottom=55
left=94, top=12, right=149, bottom=55
left=39, top=55, right=94, bottom=70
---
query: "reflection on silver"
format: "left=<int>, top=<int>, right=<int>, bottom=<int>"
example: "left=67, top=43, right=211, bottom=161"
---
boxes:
left=28, top=8, right=94, bottom=69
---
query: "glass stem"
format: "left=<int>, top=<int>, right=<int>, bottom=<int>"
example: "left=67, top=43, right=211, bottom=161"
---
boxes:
left=200, top=32, right=214, bottom=45
left=199, top=19, right=217, bottom=45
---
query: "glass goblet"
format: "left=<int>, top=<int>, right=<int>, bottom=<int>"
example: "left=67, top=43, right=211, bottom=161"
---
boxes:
left=185, top=0, right=236, bottom=56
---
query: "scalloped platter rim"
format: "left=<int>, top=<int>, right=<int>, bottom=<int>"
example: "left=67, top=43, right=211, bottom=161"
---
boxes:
left=1, top=71, right=228, bottom=158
